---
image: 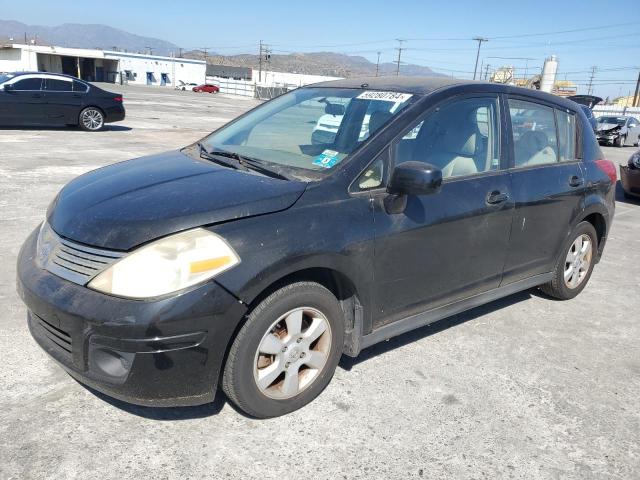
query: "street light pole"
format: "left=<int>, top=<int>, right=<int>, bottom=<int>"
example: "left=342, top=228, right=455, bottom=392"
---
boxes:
left=375, top=51, right=381, bottom=77
left=472, top=37, right=488, bottom=80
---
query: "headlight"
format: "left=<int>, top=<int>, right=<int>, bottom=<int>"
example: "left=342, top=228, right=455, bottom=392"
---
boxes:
left=88, top=228, right=240, bottom=299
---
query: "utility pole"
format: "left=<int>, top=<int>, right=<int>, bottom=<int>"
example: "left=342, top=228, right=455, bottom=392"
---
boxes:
left=258, top=40, right=263, bottom=83
left=484, top=64, right=491, bottom=81
left=633, top=70, right=640, bottom=107
left=395, top=39, right=405, bottom=76
left=472, top=37, right=488, bottom=80
left=587, top=66, right=597, bottom=95
left=200, top=47, right=209, bottom=64
left=178, top=47, right=183, bottom=58
left=375, top=51, right=381, bottom=77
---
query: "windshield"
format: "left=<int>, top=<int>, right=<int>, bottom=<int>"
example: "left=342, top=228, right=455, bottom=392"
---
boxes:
left=200, top=87, right=415, bottom=176
left=0, top=73, right=15, bottom=84
left=598, top=116, right=626, bottom=126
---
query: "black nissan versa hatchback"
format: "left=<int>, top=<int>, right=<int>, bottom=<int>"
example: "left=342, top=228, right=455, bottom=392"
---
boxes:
left=17, top=77, right=616, bottom=418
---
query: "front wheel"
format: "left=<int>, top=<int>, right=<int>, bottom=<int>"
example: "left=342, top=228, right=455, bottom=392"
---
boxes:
left=222, top=282, right=344, bottom=418
left=614, top=135, right=625, bottom=147
left=78, top=107, right=104, bottom=131
left=539, top=221, right=597, bottom=300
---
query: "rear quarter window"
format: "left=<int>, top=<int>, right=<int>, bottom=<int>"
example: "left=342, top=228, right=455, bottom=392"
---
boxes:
left=556, top=110, right=576, bottom=162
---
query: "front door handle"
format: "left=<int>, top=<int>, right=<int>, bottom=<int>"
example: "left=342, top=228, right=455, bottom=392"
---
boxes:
left=486, top=190, right=509, bottom=205
left=31, top=93, right=42, bottom=98
left=569, top=175, right=584, bottom=187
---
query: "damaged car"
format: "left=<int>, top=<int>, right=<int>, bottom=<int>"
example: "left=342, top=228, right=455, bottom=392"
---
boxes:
left=596, top=115, right=640, bottom=147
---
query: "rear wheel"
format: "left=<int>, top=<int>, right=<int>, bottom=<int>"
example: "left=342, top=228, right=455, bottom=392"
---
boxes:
left=222, top=282, right=344, bottom=418
left=539, top=221, right=597, bottom=300
left=78, top=107, right=104, bottom=131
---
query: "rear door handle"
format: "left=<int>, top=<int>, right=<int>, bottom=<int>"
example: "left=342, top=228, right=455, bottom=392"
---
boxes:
left=569, top=175, right=584, bottom=187
left=486, top=190, right=509, bottom=205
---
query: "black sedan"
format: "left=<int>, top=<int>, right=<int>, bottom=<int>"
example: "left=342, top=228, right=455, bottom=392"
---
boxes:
left=0, top=72, right=125, bottom=131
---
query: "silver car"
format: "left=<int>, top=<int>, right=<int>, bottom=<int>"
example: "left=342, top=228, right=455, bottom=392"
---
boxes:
left=596, top=115, right=640, bottom=147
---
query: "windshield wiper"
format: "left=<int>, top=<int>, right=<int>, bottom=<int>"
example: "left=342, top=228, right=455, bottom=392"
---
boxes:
left=197, top=142, right=248, bottom=171
left=198, top=143, right=290, bottom=180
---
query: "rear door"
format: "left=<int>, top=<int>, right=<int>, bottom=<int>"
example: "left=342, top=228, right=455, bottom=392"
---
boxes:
left=502, top=97, right=585, bottom=284
left=0, top=76, right=45, bottom=125
left=369, top=93, right=514, bottom=327
left=44, top=77, right=80, bottom=124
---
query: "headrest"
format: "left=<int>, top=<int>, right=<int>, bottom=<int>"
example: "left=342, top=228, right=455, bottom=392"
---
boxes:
left=518, top=130, right=549, bottom=154
left=369, top=111, right=393, bottom=136
left=440, top=125, right=477, bottom=157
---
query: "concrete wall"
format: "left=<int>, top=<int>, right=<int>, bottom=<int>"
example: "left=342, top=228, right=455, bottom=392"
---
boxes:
left=252, top=69, right=342, bottom=88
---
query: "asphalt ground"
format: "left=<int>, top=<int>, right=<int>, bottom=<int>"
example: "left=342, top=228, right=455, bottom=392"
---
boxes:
left=1, top=83, right=638, bottom=479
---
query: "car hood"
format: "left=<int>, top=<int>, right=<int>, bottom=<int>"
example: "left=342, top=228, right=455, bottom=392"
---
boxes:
left=596, top=123, right=622, bottom=132
left=47, top=150, right=307, bottom=250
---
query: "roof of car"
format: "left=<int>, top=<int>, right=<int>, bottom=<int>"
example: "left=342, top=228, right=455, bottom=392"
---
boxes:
left=310, top=76, right=468, bottom=95
left=4, top=71, right=86, bottom=82
left=310, top=75, right=584, bottom=112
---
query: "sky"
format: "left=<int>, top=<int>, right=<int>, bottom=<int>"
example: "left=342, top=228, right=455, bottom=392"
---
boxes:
left=2, top=0, right=639, bottom=99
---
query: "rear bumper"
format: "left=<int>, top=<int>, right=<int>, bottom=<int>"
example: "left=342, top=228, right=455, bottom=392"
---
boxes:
left=620, top=165, right=640, bottom=197
left=104, top=105, right=125, bottom=123
left=17, top=229, right=247, bottom=407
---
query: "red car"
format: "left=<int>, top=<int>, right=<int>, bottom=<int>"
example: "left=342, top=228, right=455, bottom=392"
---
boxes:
left=192, top=84, right=219, bottom=93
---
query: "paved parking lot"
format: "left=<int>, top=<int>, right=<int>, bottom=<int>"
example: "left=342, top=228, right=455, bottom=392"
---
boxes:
left=1, top=84, right=639, bottom=480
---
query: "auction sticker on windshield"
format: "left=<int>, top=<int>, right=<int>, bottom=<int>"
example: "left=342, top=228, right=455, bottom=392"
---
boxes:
left=356, top=91, right=413, bottom=102
left=312, top=149, right=341, bottom=169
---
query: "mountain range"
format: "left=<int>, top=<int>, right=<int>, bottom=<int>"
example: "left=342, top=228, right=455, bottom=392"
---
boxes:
left=0, top=19, right=442, bottom=78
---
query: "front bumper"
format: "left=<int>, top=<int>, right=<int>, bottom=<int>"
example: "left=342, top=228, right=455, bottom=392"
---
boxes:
left=596, top=132, right=620, bottom=143
left=17, top=228, right=246, bottom=407
left=620, top=165, right=640, bottom=197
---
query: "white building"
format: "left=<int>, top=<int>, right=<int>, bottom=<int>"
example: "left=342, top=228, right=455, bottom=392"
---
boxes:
left=0, top=44, right=206, bottom=87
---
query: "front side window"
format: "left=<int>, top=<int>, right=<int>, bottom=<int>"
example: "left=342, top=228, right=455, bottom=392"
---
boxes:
left=509, top=99, right=558, bottom=167
left=394, top=96, right=500, bottom=179
left=201, top=87, right=415, bottom=177
left=45, top=79, right=72, bottom=92
left=12, top=77, right=43, bottom=91
left=556, top=110, right=576, bottom=162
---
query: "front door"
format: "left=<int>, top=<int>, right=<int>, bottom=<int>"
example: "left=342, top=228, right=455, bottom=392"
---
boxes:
left=370, top=94, right=514, bottom=328
left=0, top=76, right=46, bottom=125
left=502, top=97, right=586, bottom=284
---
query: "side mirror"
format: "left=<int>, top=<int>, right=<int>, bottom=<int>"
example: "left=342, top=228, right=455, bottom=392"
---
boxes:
left=387, top=161, right=442, bottom=196
left=325, top=102, right=345, bottom=116
left=3, top=83, right=14, bottom=92
left=629, top=124, right=637, bottom=128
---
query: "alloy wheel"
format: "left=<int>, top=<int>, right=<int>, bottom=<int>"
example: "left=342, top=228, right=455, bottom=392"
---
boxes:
left=253, top=307, right=332, bottom=400
left=81, top=109, right=104, bottom=130
left=564, top=234, right=592, bottom=289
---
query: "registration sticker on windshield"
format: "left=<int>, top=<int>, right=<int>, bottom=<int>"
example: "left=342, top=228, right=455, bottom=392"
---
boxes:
left=356, top=91, right=412, bottom=102
left=312, top=149, right=340, bottom=169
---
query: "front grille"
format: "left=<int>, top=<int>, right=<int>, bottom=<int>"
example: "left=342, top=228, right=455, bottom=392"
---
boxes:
left=34, top=313, right=72, bottom=356
left=39, top=223, right=125, bottom=286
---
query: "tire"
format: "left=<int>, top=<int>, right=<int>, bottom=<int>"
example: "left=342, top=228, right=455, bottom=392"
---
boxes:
left=539, top=221, right=598, bottom=300
left=614, top=135, right=624, bottom=147
left=222, top=282, right=344, bottom=418
left=78, top=107, right=104, bottom=131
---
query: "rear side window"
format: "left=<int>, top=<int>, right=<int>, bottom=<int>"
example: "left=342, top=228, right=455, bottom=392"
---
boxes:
left=45, top=79, right=72, bottom=91
left=73, top=80, right=88, bottom=92
left=12, top=78, right=43, bottom=91
left=556, top=110, right=576, bottom=162
left=509, top=99, right=558, bottom=167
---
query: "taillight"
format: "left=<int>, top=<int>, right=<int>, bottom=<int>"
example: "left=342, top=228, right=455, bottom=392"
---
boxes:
left=595, top=159, right=617, bottom=184
left=113, top=96, right=123, bottom=102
